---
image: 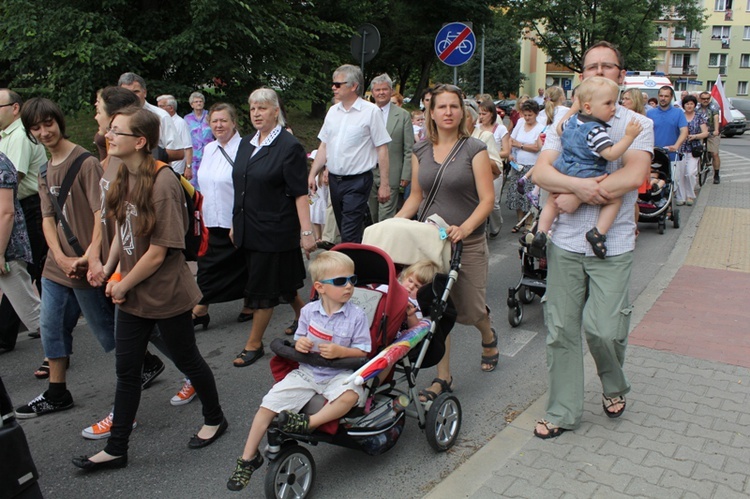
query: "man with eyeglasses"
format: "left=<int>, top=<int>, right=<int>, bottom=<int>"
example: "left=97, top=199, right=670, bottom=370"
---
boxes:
left=308, top=64, right=391, bottom=243
left=697, top=92, right=721, bottom=183
left=0, top=89, right=48, bottom=352
left=530, top=41, right=653, bottom=440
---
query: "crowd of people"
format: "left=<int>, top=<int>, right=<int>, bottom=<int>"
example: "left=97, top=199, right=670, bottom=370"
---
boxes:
left=0, top=39, right=728, bottom=492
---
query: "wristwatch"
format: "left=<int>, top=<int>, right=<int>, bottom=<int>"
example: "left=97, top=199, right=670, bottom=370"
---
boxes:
left=301, top=230, right=313, bottom=236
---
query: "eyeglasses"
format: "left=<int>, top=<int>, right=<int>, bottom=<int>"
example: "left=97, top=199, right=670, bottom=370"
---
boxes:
left=0, top=103, right=15, bottom=108
left=105, top=127, right=139, bottom=138
left=332, top=81, right=348, bottom=88
left=582, top=62, right=622, bottom=73
left=319, top=275, right=358, bottom=287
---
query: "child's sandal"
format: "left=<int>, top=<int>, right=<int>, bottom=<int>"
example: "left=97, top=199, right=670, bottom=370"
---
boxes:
left=585, top=228, right=607, bottom=259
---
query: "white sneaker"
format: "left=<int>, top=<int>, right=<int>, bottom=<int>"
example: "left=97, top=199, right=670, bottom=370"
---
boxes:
left=170, top=379, right=196, bottom=406
left=82, top=412, right=137, bottom=440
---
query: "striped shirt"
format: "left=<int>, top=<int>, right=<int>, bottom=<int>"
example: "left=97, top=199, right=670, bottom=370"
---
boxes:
left=542, top=105, right=654, bottom=256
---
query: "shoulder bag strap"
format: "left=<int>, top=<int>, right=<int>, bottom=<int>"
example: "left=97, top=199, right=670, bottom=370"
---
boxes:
left=417, top=138, right=467, bottom=222
left=43, top=152, right=92, bottom=257
left=218, top=145, right=235, bottom=167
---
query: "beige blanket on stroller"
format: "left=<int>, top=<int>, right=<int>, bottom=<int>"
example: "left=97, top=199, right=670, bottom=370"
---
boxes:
left=362, top=218, right=451, bottom=271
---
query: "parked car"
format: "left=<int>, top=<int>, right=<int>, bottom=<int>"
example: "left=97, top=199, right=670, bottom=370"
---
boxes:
left=729, top=98, right=750, bottom=123
left=722, top=104, right=746, bottom=137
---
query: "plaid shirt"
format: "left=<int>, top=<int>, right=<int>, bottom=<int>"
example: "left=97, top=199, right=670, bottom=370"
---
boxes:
left=542, top=105, right=654, bottom=256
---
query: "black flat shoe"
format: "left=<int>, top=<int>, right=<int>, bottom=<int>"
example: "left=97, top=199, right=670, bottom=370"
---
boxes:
left=72, top=454, right=128, bottom=471
left=193, top=313, right=210, bottom=330
left=188, top=418, right=228, bottom=449
left=237, top=311, right=253, bottom=323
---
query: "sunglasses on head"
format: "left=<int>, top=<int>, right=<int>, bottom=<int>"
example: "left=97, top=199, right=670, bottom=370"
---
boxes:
left=319, top=275, right=357, bottom=287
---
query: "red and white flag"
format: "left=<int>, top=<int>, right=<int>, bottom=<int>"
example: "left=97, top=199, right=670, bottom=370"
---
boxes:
left=710, top=75, right=731, bottom=128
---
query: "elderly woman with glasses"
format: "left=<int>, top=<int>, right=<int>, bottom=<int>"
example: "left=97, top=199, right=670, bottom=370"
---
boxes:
left=230, top=88, right=316, bottom=367
left=396, top=83, right=497, bottom=402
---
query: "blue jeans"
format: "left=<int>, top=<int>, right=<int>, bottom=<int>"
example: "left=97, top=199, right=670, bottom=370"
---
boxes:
left=39, top=278, right=115, bottom=359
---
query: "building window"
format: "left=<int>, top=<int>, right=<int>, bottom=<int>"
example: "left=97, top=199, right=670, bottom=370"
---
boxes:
left=745, top=26, right=750, bottom=39
left=738, top=81, right=748, bottom=95
left=709, top=53, right=729, bottom=66
left=712, top=26, right=731, bottom=38
left=674, top=26, right=686, bottom=40
left=672, top=54, right=684, bottom=66
left=742, top=54, right=750, bottom=67
left=715, top=0, right=731, bottom=11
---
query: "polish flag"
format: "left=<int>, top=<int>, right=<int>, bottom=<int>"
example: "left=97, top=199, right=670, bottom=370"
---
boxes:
left=710, top=75, right=731, bottom=128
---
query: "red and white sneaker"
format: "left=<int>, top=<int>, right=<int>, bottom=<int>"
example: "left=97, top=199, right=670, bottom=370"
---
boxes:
left=170, top=379, right=196, bottom=406
left=81, top=412, right=137, bottom=440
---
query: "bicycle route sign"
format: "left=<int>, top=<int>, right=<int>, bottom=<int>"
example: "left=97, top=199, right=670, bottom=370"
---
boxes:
left=434, top=22, right=476, bottom=67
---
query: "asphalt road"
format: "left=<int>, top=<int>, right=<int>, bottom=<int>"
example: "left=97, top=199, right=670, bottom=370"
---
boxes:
left=3, top=137, right=747, bottom=498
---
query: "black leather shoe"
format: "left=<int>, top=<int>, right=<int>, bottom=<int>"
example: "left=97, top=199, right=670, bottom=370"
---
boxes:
left=188, top=418, right=228, bottom=449
left=237, top=311, right=253, bottom=323
left=72, top=454, right=128, bottom=471
left=193, top=313, right=210, bottom=330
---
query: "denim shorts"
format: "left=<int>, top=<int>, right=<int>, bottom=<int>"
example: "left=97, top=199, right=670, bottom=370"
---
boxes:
left=40, top=278, right=116, bottom=358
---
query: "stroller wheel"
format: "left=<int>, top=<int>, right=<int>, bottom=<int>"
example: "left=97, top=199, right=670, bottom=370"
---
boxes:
left=519, top=285, right=535, bottom=305
left=508, top=303, right=523, bottom=328
left=425, top=393, right=462, bottom=452
left=672, top=209, right=680, bottom=229
left=658, top=220, right=665, bottom=235
left=264, top=444, right=315, bottom=499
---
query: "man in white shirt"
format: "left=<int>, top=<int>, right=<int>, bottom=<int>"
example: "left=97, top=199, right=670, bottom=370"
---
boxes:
left=118, top=72, right=183, bottom=163
left=533, top=88, right=546, bottom=106
left=368, top=73, right=413, bottom=222
left=156, top=94, right=193, bottom=177
left=308, top=65, right=391, bottom=243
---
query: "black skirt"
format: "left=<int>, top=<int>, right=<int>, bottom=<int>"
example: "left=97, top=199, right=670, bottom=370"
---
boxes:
left=196, top=228, right=248, bottom=305
left=243, top=247, right=306, bottom=309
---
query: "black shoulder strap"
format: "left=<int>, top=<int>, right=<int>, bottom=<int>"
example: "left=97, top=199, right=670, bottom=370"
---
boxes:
left=42, top=152, right=92, bottom=257
left=218, top=145, right=235, bottom=167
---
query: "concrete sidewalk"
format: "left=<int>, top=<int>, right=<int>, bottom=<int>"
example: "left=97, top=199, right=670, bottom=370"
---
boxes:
left=426, top=175, right=750, bottom=498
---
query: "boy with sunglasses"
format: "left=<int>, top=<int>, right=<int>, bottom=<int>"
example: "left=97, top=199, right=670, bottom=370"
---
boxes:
left=227, top=251, right=370, bottom=491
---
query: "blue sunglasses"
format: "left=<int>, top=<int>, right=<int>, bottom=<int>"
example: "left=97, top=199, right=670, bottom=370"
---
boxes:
left=319, top=275, right=358, bottom=287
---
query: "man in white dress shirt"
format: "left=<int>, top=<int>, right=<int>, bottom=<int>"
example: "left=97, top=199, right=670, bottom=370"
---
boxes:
left=157, top=94, right=193, bottom=177
left=308, top=64, right=391, bottom=243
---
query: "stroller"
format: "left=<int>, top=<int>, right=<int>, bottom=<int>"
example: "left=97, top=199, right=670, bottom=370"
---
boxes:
left=637, top=147, right=680, bottom=234
left=263, top=242, right=461, bottom=499
left=507, top=194, right=546, bottom=328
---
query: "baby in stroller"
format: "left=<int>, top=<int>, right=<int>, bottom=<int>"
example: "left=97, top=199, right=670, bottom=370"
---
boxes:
left=377, top=259, right=441, bottom=330
left=226, top=251, right=371, bottom=492
left=531, top=76, right=643, bottom=259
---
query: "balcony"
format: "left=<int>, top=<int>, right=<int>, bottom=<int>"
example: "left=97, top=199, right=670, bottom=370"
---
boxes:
left=668, top=65, right=697, bottom=76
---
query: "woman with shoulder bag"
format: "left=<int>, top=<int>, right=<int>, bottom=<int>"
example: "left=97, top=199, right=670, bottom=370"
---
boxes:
left=395, top=84, right=496, bottom=403
left=678, top=95, right=708, bottom=206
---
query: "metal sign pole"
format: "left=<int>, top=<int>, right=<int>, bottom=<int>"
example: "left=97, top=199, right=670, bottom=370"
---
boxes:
left=480, top=30, right=485, bottom=95
left=361, top=30, right=367, bottom=73
left=454, top=67, right=457, bottom=86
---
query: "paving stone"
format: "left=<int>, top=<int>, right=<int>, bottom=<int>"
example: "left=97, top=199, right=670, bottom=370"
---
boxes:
left=659, top=470, right=716, bottom=497
left=711, top=416, right=748, bottom=434
left=714, top=484, right=750, bottom=499
left=680, top=389, right=720, bottom=408
left=566, top=445, right=616, bottom=472
left=576, top=465, right=632, bottom=491
left=642, top=450, right=694, bottom=477
left=685, top=423, right=734, bottom=445
left=739, top=413, right=750, bottom=426
left=625, top=476, right=676, bottom=497
left=674, top=444, right=726, bottom=471
left=510, top=449, right=543, bottom=467
left=693, top=463, right=747, bottom=493
left=629, top=435, right=677, bottom=457
left=723, top=454, right=750, bottom=476
left=629, top=400, right=674, bottom=419
left=694, top=403, right=740, bottom=424
left=667, top=408, right=716, bottom=428
left=479, top=474, right=516, bottom=497
left=590, top=484, right=636, bottom=499
left=721, top=397, right=750, bottom=414
left=655, top=431, right=707, bottom=452
left=503, top=478, right=563, bottom=499
left=582, top=424, right=634, bottom=446
left=539, top=471, right=598, bottom=497
left=706, top=385, right=748, bottom=402
left=470, top=485, right=509, bottom=499
left=494, top=460, right=552, bottom=487
left=651, top=395, right=698, bottom=414
left=704, top=439, right=750, bottom=465
left=641, top=414, right=688, bottom=434
left=610, top=458, right=664, bottom=485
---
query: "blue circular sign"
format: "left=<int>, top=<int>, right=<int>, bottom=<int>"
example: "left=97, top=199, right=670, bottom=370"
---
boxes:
left=435, top=22, right=476, bottom=67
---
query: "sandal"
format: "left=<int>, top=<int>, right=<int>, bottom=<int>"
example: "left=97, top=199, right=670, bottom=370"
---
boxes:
left=418, top=377, right=453, bottom=403
left=34, top=357, right=70, bottom=379
left=602, top=394, right=626, bottom=418
left=510, top=225, right=521, bottom=234
left=232, top=346, right=265, bottom=367
left=585, top=227, right=608, bottom=259
left=284, top=320, right=298, bottom=336
left=534, top=419, right=567, bottom=439
left=481, top=328, right=499, bottom=372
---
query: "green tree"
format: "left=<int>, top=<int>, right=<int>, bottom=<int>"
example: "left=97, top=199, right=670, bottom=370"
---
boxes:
left=504, top=0, right=706, bottom=71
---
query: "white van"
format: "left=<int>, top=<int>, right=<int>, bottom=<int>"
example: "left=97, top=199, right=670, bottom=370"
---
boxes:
left=621, top=71, right=675, bottom=102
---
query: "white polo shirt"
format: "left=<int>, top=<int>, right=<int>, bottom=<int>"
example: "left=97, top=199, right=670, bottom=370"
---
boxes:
left=318, top=97, right=391, bottom=176
left=144, top=101, right=178, bottom=151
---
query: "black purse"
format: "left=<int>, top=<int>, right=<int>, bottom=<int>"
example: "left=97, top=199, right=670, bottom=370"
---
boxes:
left=0, top=377, right=41, bottom=499
left=690, top=140, right=704, bottom=158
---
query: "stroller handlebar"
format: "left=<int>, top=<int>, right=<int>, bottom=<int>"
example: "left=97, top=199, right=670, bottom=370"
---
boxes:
left=450, top=241, right=463, bottom=271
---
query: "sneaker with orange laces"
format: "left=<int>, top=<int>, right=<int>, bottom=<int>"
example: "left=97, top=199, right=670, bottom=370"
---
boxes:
left=81, top=411, right=137, bottom=440
left=170, top=379, right=196, bottom=406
